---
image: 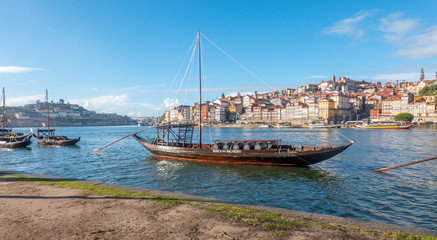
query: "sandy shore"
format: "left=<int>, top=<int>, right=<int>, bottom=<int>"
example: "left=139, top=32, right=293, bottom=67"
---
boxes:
left=0, top=170, right=435, bottom=240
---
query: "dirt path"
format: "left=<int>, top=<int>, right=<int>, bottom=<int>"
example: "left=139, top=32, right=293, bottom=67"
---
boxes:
left=0, top=175, right=434, bottom=240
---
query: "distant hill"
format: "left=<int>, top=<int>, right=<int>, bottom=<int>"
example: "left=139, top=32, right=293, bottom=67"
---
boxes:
left=2, top=101, right=137, bottom=127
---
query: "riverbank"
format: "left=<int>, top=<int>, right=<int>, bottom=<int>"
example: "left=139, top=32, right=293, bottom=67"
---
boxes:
left=1, top=170, right=435, bottom=239
left=211, top=123, right=437, bottom=129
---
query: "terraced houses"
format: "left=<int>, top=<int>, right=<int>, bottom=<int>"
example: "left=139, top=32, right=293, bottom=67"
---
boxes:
left=163, top=69, right=437, bottom=124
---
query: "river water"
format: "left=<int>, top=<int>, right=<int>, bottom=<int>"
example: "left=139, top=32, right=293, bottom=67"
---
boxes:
left=1, top=126, right=436, bottom=230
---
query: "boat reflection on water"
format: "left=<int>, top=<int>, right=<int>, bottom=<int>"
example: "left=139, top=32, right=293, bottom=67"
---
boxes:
left=145, top=155, right=341, bottom=186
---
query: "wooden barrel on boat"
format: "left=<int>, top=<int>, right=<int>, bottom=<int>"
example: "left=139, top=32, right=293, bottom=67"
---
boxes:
left=213, top=142, right=225, bottom=150
left=232, top=142, right=244, bottom=150
left=243, top=142, right=255, bottom=150
left=255, top=142, right=267, bottom=150
left=223, top=142, right=234, bottom=150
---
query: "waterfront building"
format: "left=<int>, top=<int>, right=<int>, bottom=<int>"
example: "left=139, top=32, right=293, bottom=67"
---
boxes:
left=308, top=102, right=320, bottom=120
left=318, top=98, right=335, bottom=121
left=370, top=108, right=381, bottom=121
left=424, top=95, right=437, bottom=103
left=242, top=95, right=251, bottom=107
left=414, top=98, right=427, bottom=117
left=273, top=105, right=286, bottom=120
left=214, top=106, right=226, bottom=123
left=400, top=92, right=414, bottom=114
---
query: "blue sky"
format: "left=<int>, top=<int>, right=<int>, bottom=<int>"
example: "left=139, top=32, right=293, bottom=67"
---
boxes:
left=1, top=0, right=437, bottom=116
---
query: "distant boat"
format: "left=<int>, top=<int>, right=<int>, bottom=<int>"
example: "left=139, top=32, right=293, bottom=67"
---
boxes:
left=354, top=122, right=413, bottom=129
left=272, top=123, right=295, bottom=128
left=133, top=32, right=354, bottom=167
left=0, top=87, right=32, bottom=148
left=33, top=90, right=80, bottom=146
left=306, top=123, right=340, bottom=129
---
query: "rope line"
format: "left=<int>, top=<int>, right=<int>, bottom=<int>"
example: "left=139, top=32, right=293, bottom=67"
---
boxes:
left=174, top=40, right=197, bottom=100
left=164, top=36, right=197, bottom=101
left=328, top=126, right=354, bottom=143
left=201, top=33, right=275, bottom=91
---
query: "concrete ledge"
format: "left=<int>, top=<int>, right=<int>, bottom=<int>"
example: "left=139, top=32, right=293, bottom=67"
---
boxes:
left=1, top=168, right=436, bottom=237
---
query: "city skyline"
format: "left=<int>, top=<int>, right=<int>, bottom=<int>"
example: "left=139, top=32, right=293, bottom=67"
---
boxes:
left=1, top=1, right=437, bottom=116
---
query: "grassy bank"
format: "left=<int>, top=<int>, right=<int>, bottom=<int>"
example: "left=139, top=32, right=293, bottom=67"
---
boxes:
left=1, top=173, right=435, bottom=240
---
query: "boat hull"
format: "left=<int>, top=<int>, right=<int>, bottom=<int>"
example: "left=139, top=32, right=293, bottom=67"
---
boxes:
left=354, top=124, right=412, bottom=129
left=133, top=135, right=352, bottom=166
left=0, top=138, right=31, bottom=148
left=34, top=136, right=80, bottom=146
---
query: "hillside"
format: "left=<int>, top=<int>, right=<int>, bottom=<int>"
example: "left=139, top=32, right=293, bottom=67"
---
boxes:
left=2, top=101, right=137, bottom=127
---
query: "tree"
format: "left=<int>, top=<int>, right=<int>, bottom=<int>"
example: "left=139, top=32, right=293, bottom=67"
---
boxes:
left=419, top=85, right=437, bottom=96
left=59, top=99, right=65, bottom=104
left=394, top=113, right=413, bottom=122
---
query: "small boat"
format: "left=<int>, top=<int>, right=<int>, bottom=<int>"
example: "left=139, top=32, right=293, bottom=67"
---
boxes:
left=0, top=128, right=28, bottom=141
left=0, top=137, right=32, bottom=148
left=33, top=90, right=80, bottom=146
left=306, top=123, right=340, bottom=128
left=133, top=32, right=353, bottom=167
left=272, top=123, right=293, bottom=128
left=354, top=122, right=413, bottom=129
left=33, top=129, right=80, bottom=146
left=0, top=87, right=32, bottom=148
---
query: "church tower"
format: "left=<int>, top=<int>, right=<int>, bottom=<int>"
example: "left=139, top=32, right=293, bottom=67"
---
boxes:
left=331, top=74, right=336, bottom=83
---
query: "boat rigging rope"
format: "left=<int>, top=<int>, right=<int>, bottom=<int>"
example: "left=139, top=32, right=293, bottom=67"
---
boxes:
left=164, top=36, right=197, bottom=101
left=201, top=33, right=275, bottom=91
left=327, top=125, right=354, bottom=143
left=174, top=42, right=198, bottom=101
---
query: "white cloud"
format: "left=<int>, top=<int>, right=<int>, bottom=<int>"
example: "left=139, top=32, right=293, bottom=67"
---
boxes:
left=370, top=73, right=417, bottom=81
left=324, top=10, right=437, bottom=59
left=364, top=72, right=434, bottom=82
left=70, top=94, right=130, bottom=113
left=0, top=66, right=42, bottom=73
left=323, top=10, right=374, bottom=38
left=6, top=95, right=44, bottom=106
left=304, top=75, right=329, bottom=79
left=375, top=12, right=437, bottom=59
left=378, top=13, right=421, bottom=36
left=392, top=26, right=437, bottom=59
left=163, top=98, right=180, bottom=108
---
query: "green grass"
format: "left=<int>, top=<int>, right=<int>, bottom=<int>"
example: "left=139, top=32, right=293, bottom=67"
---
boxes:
left=0, top=173, right=187, bottom=206
left=1, top=172, right=436, bottom=240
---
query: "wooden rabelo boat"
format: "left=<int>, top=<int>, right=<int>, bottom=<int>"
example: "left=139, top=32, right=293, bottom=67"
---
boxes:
left=133, top=123, right=353, bottom=166
left=0, top=87, right=32, bottom=148
left=133, top=32, right=354, bottom=166
left=33, top=90, right=80, bottom=146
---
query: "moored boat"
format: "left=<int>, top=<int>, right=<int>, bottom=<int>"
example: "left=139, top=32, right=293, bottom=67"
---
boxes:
left=0, top=137, right=32, bottom=148
left=354, top=122, right=412, bottom=129
left=133, top=122, right=353, bottom=167
left=33, top=90, right=80, bottom=146
left=133, top=32, right=353, bottom=166
left=306, top=123, right=340, bottom=128
left=0, top=87, right=32, bottom=148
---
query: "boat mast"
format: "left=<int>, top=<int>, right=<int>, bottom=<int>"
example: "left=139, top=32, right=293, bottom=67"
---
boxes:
left=198, top=31, right=202, bottom=148
left=46, top=89, right=49, bottom=129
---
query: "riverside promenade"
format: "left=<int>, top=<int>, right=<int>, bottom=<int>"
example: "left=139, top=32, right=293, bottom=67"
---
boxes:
left=1, top=169, right=436, bottom=240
